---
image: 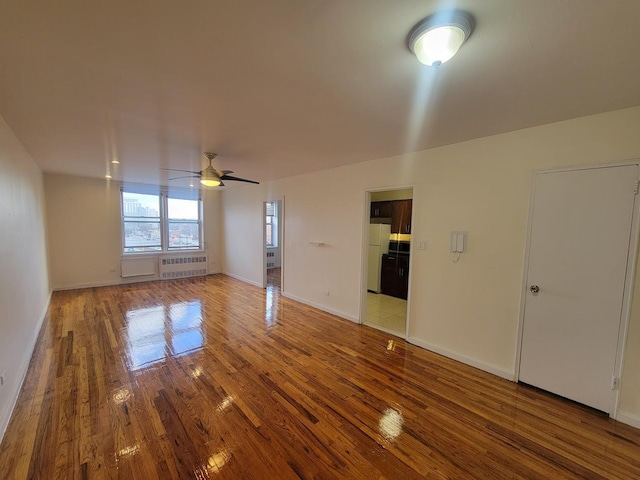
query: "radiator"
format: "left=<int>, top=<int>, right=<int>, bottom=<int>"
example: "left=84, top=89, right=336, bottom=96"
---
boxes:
left=159, top=254, right=208, bottom=280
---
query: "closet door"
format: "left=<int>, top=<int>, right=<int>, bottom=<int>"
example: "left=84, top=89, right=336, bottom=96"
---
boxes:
left=519, top=165, right=637, bottom=412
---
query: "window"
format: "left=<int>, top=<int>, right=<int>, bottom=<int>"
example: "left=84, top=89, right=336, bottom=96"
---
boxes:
left=122, top=189, right=202, bottom=254
left=122, top=192, right=162, bottom=253
left=167, top=198, right=200, bottom=250
left=265, top=201, right=277, bottom=247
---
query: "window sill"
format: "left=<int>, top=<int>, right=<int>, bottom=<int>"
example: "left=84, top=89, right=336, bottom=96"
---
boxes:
left=122, top=251, right=162, bottom=257
left=122, top=249, right=205, bottom=257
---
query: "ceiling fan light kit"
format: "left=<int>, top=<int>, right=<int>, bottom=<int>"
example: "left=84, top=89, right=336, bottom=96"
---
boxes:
left=200, top=155, right=222, bottom=186
left=200, top=176, right=221, bottom=187
left=161, top=152, right=259, bottom=188
left=408, top=10, right=474, bottom=67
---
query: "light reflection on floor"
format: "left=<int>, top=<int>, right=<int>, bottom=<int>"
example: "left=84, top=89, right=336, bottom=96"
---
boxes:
left=264, top=267, right=281, bottom=328
left=264, top=285, right=278, bottom=327
left=378, top=407, right=404, bottom=442
left=126, top=300, right=204, bottom=370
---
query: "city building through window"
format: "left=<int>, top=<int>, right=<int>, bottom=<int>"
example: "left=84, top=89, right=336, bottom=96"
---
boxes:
left=122, top=189, right=202, bottom=254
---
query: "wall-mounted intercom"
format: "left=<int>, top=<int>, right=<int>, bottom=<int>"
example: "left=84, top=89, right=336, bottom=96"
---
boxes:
left=450, top=231, right=467, bottom=253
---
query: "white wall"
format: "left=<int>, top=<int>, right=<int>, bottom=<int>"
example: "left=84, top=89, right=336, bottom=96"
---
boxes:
left=371, top=188, right=413, bottom=201
left=0, top=115, right=50, bottom=439
left=221, top=106, right=640, bottom=425
left=221, top=187, right=264, bottom=287
left=45, top=174, right=223, bottom=290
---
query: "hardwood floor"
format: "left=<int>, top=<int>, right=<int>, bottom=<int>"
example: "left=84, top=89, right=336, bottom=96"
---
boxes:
left=1, top=274, right=639, bottom=479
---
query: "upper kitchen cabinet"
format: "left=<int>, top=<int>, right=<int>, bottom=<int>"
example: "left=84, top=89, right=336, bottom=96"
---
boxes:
left=370, top=201, right=393, bottom=219
left=391, top=199, right=412, bottom=234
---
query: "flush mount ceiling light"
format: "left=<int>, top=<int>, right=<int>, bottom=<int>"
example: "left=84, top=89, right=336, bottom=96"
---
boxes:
left=408, top=11, right=474, bottom=67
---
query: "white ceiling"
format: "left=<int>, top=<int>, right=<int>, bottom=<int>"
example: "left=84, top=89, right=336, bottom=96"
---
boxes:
left=1, top=0, right=640, bottom=187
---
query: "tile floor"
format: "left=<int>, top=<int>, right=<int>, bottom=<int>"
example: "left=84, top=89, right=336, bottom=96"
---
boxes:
left=365, top=292, right=407, bottom=336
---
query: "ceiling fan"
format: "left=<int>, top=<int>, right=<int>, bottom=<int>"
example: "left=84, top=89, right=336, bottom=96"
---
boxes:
left=161, top=152, right=259, bottom=187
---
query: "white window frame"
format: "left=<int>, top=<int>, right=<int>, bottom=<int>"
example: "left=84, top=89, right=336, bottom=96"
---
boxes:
left=265, top=201, right=278, bottom=248
left=121, top=187, right=203, bottom=255
left=165, top=196, right=203, bottom=251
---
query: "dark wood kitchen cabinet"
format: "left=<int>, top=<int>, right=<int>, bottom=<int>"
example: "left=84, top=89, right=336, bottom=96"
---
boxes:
left=381, top=254, right=409, bottom=300
left=391, top=199, right=412, bottom=234
left=370, top=201, right=393, bottom=219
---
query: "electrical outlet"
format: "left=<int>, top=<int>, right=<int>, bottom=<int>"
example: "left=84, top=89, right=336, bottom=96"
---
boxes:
left=323, top=291, right=330, bottom=296
left=417, top=240, right=427, bottom=250
left=109, top=268, right=116, bottom=273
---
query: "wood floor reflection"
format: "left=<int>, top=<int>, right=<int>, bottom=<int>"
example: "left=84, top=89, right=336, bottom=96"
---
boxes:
left=266, top=267, right=281, bottom=288
left=1, top=274, right=639, bottom=479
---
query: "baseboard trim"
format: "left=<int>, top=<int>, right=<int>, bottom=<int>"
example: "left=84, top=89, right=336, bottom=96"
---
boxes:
left=281, top=292, right=359, bottom=323
left=53, top=272, right=221, bottom=291
left=54, top=278, right=143, bottom=290
left=407, top=336, right=516, bottom=381
left=222, top=272, right=263, bottom=288
left=0, top=290, right=52, bottom=443
left=615, top=412, right=640, bottom=429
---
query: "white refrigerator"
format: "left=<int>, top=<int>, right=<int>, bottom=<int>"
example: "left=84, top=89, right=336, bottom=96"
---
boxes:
left=367, top=224, right=391, bottom=293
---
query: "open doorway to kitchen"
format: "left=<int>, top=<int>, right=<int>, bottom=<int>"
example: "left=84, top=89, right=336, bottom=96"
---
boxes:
left=362, top=188, right=413, bottom=337
left=263, top=199, right=283, bottom=290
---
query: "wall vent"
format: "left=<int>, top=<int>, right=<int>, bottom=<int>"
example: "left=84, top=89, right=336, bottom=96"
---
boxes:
left=121, top=256, right=157, bottom=278
left=159, top=254, right=208, bottom=280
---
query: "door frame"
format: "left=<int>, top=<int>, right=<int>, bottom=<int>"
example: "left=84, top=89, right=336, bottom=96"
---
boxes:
left=262, top=196, right=285, bottom=289
left=514, top=161, right=640, bottom=417
left=359, top=185, right=416, bottom=340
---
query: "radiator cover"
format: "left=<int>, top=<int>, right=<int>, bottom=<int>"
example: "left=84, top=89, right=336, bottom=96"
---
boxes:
left=159, top=254, right=208, bottom=280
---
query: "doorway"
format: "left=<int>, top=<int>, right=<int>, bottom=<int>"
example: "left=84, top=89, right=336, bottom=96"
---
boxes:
left=518, top=164, right=639, bottom=414
left=263, top=199, right=283, bottom=289
left=362, top=188, right=413, bottom=337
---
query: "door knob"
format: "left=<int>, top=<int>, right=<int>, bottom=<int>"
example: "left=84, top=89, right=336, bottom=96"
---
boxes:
left=530, top=285, right=540, bottom=293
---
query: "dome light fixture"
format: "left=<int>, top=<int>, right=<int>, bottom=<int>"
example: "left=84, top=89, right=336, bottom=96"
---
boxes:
left=408, top=11, right=474, bottom=67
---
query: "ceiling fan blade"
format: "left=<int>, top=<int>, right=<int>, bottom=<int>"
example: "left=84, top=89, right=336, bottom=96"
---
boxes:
left=168, top=175, right=200, bottom=181
left=160, top=167, right=201, bottom=174
left=220, top=174, right=259, bottom=184
left=220, top=170, right=234, bottom=175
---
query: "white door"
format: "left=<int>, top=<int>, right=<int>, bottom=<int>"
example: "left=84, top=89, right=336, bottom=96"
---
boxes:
left=519, top=165, right=638, bottom=412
